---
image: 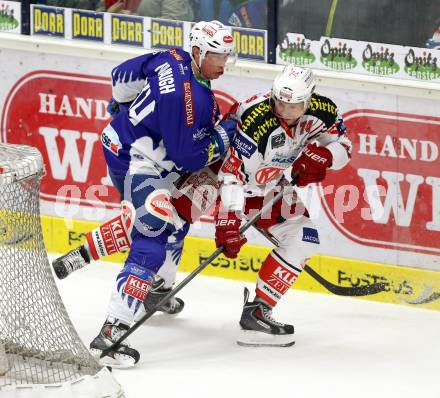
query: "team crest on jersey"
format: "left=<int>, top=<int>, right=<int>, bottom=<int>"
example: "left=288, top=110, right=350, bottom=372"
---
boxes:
left=271, top=133, right=286, bottom=149
left=255, top=166, right=284, bottom=184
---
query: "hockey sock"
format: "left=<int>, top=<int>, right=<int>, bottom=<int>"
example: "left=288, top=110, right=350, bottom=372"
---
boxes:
left=85, top=201, right=134, bottom=260
left=255, top=251, right=304, bottom=307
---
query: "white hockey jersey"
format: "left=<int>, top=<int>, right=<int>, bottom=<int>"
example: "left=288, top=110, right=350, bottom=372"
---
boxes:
left=218, top=92, right=352, bottom=211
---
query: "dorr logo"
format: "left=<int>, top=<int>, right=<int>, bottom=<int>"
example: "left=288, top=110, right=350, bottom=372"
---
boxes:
left=0, top=70, right=120, bottom=209
left=321, top=109, right=440, bottom=255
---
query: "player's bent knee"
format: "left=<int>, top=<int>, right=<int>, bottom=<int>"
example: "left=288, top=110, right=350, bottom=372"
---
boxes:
left=127, top=237, right=167, bottom=274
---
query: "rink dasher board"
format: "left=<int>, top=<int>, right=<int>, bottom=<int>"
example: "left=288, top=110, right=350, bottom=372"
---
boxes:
left=1, top=35, right=439, bottom=288
left=42, top=215, right=440, bottom=311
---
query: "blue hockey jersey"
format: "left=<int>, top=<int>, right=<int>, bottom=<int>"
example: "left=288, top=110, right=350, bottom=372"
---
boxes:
left=102, top=48, right=225, bottom=177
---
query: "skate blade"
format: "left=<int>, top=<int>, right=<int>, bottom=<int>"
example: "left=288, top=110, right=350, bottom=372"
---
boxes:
left=236, top=330, right=295, bottom=347
left=90, top=348, right=136, bottom=369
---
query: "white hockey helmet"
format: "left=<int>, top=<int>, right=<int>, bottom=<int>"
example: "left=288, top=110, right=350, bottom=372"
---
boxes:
left=271, top=65, right=316, bottom=110
left=190, top=20, right=235, bottom=68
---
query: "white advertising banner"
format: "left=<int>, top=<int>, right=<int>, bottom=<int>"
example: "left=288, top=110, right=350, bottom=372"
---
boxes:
left=0, top=43, right=439, bottom=271
left=0, top=0, right=20, bottom=34
left=277, top=33, right=440, bottom=83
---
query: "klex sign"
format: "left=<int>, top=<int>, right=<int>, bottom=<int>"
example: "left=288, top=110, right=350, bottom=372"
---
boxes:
left=321, top=109, right=440, bottom=255
left=1, top=70, right=120, bottom=209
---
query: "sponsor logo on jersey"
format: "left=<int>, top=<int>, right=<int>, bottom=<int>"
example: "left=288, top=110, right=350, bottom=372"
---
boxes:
left=183, top=81, right=194, bottom=126
left=255, top=166, right=284, bottom=184
left=169, top=48, right=184, bottom=61
left=241, top=101, right=280, bottom=144
left=272, top=155, right=297, bottom=164
left=155, top=62, right=175, bottom=94
left=72, top=10, right=104, bottom=42
left=309, top=96, right=337, bottom=115
left=33, top=5, right=65, bottom=37
left=123, top=275, right=151, bottom=301
left=232, top=133, right=257, bottom=158
left=271, top=133, right=286, bottom=149
left=221, top=150, right=242, bottom=175
left=146, top=190, right=174, bottom=222
left=111, top=14, right=143, bottom=46
left=302, top=227, right=320, bottom=244
left=102, top=125, right=122, bottom=155
left=151, top=19, right=183, bottom=49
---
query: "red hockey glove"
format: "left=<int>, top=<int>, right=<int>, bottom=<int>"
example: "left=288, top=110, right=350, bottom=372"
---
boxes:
left=215, top=211, right=247, bottom=259
left=291, top=143, right=333, bottom=187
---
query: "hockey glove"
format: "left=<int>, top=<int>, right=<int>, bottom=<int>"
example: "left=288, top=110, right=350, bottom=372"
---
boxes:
left=215, top=210, right=247, bottom=259
left=291, top=143, right=333, bottom=187
left=107, top=97, right=121, bottom=116
left=206, top=120, right=237, bottom=165
left=107, top=97, right=132, bottom=117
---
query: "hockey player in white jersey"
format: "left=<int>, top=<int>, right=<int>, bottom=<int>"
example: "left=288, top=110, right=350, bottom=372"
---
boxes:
left=214, top=65, right=352, bottom=346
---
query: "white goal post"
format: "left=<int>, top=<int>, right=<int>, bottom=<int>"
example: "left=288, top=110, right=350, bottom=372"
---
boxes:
left=0, top=143, right=124, bottom=397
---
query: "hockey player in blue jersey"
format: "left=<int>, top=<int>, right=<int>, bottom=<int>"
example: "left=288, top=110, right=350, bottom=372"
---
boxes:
left=52, top=20, right=237, bottom=368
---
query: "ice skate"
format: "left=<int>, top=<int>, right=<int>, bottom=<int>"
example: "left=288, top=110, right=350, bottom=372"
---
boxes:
left=237, top=287, right=295, bottom=347
left=52, top=245, right=90, bottom=279
left=90, top=319, right=140, bottom=368
left=144, top=275, right=185, bottom=315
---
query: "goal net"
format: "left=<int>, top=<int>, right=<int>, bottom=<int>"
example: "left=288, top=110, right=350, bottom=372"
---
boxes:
left=0, top=144, right=124, bottom=397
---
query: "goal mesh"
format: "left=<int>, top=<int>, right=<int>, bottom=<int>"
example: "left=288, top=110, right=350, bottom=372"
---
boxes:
left=0, top=144, right=123, bottom=396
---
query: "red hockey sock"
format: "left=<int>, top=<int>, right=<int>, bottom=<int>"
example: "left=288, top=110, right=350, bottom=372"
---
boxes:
left=255, top=251, right=304, bottom=307
left=85, top=201, right=134, bottom=260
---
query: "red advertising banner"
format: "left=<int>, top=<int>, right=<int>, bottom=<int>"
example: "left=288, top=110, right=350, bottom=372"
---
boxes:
left=1, top=70, right=238, bottom=212
left=321, top=109, right=440, bottom=255
left=1, top=70, right=119, bottom=209
left=2, top=70, right=439, bottom=256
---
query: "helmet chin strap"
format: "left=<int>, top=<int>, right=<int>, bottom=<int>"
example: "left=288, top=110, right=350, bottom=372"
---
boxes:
left=190, top=48, right=206, bottom=79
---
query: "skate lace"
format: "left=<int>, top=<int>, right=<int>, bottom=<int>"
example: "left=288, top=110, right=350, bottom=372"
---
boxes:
left=260, top=305, right=285, bottom=327
left=108, top=325, right=131, bottom=347
left=164, top=297, right=179, bottom=311
left=65, top=248, right=86, bottom=271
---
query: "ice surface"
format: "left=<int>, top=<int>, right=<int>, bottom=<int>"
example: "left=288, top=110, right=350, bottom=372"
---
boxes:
left=51, top=255, right=440, bottom=398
